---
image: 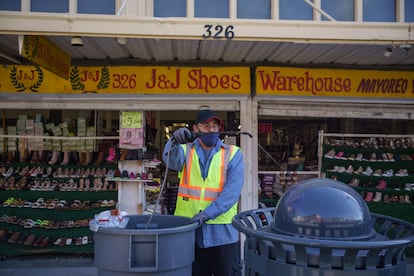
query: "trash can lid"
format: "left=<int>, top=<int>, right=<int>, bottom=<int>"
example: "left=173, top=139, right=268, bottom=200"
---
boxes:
left=271, top=178, right=376, bottom=240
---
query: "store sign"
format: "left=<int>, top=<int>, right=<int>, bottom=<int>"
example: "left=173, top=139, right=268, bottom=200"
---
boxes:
left=22, top=35, right=71, bottom=80
left=256, top=67, right=414, bottom=99
left=0, top=65, right=250, bottom=95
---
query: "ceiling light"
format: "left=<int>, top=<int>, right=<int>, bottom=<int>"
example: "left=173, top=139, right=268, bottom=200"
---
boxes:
left=71, top=36, right=84, bottom=47
left=116, top=37, right=128, bottom=45
left=383, top=48, right=392, bottom=58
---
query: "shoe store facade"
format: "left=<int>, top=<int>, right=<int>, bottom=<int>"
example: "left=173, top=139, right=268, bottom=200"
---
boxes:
left=1, top=0, right=414, bottom=258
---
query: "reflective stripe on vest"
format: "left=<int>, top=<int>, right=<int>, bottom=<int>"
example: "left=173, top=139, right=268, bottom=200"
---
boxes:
left=178, top=144, right=233, bottom=201
left=174, top=143, right=239, bottom=224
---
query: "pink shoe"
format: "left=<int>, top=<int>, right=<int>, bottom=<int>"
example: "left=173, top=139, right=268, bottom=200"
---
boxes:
left=376, top=180, right=387, bottom=190
left=365, top=192, right=373, bottom=202
left=334, top=152, right=344, bottom=159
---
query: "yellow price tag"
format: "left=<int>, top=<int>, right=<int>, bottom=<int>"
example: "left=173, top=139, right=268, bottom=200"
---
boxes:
left=121, top=112, right=142, bottom=128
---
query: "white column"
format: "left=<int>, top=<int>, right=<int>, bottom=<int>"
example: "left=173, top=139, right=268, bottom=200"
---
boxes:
left=239, top=97, right=258, bottom=212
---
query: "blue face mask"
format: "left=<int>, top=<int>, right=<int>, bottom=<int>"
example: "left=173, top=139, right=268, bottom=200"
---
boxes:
left=200, top=133, right=219, bottom=147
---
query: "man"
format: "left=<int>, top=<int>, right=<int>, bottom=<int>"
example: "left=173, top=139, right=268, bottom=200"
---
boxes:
left=162, top=109, right=245, bottom=276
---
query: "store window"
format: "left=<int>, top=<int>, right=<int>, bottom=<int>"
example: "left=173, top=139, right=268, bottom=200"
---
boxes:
left=0, top=0, right=20, bottom=11
left=78, top=0, right=115, bottom=15
left=30, top=0, right=68, bottom=13
left=322, top=0, right=354, bottom=21
left=279, top=0, right=313, bottom=20
left=257, top=115, right=414, bottom=207
left=406, top=0, right=414, bottom=22
left=363, top=0, right=396, bottom=22
left=237, top=0, right=271, bottom=19
left=195, top=0, right=229, bottom=18
left=154, top=0, right=186, bottom=17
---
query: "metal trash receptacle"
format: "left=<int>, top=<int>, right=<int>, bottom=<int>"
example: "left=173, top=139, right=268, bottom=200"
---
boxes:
left=232, top=178, right=414, bottom=276
left=94, top=215, right=198, bottom=276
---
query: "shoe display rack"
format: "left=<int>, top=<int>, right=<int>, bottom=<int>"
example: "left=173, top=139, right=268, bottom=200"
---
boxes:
left=107, top=158, right=162, bottom=215
left=318, top=131, right=414, bottom=224
left=0, top=155, right=118, bottom=257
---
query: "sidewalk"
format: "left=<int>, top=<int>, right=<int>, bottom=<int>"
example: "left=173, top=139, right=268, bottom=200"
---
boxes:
left=0, top=256, right=414, bottom=276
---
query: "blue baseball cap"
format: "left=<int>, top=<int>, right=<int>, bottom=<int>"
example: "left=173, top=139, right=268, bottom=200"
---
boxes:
left=195, top=109, right=223, bottom=126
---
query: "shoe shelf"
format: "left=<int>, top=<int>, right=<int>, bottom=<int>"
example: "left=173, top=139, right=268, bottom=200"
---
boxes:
left=318, top=131, right=414, bottom=219
left=0, top=162, right=119, bottom=257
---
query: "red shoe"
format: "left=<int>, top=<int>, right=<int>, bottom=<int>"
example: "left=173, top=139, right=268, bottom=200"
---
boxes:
left=365, top=192, right=373, bottom=202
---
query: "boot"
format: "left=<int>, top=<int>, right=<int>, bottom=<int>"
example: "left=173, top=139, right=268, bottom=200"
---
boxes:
left=30, top=150, right=39, bottom=164
left=95, top=151, right=105, bottom=165
left=83, top=152, right=93, bottom=165
left=120, top=148, right=128, bottom=161
left=78, top=152, right=86, bottom=165
left=7, top=152, right=13, bottom=163
left=60, top=151, right=70, bottom=165
left=49, top=151, right=59, bottom=165
left=372, top=192, right=382, bottom=202
left=106, top=148, right=116, bottom=163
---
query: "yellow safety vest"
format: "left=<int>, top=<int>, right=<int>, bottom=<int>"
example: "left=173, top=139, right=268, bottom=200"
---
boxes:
left=174, top=143, right=239, bottom=224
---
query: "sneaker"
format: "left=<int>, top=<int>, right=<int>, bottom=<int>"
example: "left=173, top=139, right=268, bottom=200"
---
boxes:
left=362, top=166, right=373, bottom=176
left=354, top=166, right=363, bottom=175
left=395, top=169, right=408, bottom=177
left=324, top=149, right=335, bottom=159
left=373, top=169, right=382, bottom=177
left=334, top=152, right=344, bottom=159
left=355, top=153, right=363, bottom=161
left=345, top=165, right=354, bottom=174
left=382, top=169, right=394, bottom=177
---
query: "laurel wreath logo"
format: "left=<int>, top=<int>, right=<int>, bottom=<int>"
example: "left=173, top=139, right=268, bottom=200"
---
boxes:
left=10, top=65, right=44, bottom=92
left=23, top=35, right=39, bottom=60
left=70, top=66, right=110, bottom=93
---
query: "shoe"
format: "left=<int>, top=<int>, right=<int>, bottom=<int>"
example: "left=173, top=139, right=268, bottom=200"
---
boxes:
left=382, top=169, right=394, bottom=177
left=373, top=169, right=382, bottom=177
left=362, top=166, right=373, bottom=176
left=106, top=148, right=116, bottom=162
left=348, top=178, right=359, bottom=187
left=372, top=192, right=382, bottom=202
left=376, top=180, right=387, bottom=190
left=395, top=169, right=408, bottom=177
left=355, top=153, right=363, bottom=161
left=334, top=152, right=344, bottom=159
left=353, top=166, right=363, bottom=175
left=48, top=151, right=60, bottom=165
left=324, top=149, right=335, bottom=158
left=365, top=192, right=373, bottom=202
left=122, top=170, right=129, bottom=178
left=345, top=165, right=354, bottom=174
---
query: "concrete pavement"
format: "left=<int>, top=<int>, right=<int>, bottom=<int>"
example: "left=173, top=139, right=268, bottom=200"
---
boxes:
left=0, top=256, right=414, bottom=276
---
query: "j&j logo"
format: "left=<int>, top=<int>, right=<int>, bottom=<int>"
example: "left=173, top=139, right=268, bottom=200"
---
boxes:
left=70, top=66, right=110, bottom=93
left=9, top=65, right=44, bottom=92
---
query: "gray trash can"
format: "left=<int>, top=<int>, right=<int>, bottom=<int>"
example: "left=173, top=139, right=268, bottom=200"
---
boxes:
left=94, top=215, right=198, bottom=275
left=232, top=178, right=414, bottom=276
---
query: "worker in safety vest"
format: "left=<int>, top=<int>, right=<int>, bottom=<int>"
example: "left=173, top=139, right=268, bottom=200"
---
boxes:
left=162, top=109, right=245, bottom=276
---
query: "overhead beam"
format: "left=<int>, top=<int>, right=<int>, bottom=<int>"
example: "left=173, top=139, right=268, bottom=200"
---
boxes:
left=0, top=12, right=412, bottom=44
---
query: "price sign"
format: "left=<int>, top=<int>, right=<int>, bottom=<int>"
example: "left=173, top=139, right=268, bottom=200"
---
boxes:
left=121, top=111, right=142, bottom=128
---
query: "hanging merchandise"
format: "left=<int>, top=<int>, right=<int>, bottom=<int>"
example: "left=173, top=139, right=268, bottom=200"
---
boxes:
left=119, top=111, right=145, bottom=149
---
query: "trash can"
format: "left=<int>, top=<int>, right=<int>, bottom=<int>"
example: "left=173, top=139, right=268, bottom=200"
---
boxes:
left=232, top=178, right=414, bottom=276
left=94, top=215, right=198, bottom=275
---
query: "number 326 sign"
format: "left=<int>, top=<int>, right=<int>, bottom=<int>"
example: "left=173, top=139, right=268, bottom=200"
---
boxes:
left=202, top=25, right=235, bottom=39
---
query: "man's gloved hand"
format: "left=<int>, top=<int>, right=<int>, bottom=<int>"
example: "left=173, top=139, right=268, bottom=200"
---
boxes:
left=172, top=127, right=193, bottom=144
left=191, top=212, right=209, bottom=226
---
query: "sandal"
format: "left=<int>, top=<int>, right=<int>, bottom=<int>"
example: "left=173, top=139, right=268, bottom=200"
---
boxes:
left=24, top=219, right=35, bottom=229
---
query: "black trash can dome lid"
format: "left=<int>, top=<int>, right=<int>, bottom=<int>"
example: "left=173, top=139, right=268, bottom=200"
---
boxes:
left=271, top=178, right=375, bottom=240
